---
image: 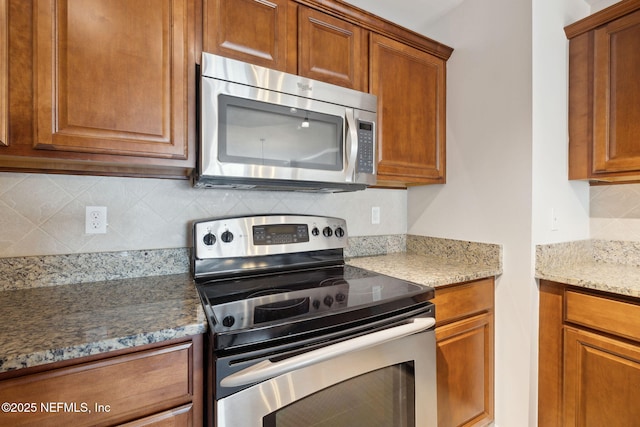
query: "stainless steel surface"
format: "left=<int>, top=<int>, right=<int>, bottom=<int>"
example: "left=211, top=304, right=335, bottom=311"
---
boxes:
left=216, top=327, right=437, bottom=427
left=201, top=53, right=377, bottom=113
left=193, top=214, right=437, bottom=427
left=193, top=214, right=347, bottom=261
left=220, top=317, right=436, bottom=388
left=195, top=53, right=377, bottom=192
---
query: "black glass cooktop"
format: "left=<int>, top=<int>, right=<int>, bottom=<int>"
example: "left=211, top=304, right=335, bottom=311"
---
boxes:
left=196, top=264, right=434, bottom=352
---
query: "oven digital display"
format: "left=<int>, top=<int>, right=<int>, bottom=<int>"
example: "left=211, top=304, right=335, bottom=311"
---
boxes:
left=253, top=224, right=310, bottom=245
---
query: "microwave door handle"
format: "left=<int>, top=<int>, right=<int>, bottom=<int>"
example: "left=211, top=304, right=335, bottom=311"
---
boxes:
left=219, top=317, right=435, bottom=388
left=345, top=108, right=358, bottom=182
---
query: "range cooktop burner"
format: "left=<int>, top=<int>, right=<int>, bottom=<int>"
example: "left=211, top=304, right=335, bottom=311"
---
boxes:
left=197, top=265, right=433, bottom=351
left=192, top=215, right=435, bottom=353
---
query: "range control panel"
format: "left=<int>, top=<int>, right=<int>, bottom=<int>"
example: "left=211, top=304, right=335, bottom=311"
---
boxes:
left=193, top=214, right=347, bottom=260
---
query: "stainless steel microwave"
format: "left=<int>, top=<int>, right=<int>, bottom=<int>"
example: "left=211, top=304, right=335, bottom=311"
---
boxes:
left=194, top=53, right=377, bottom=192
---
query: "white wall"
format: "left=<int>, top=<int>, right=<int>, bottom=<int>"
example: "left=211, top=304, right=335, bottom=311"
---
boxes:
left=391, top=0, right=592, bottom=425
left=409, top=0, right=593, bottom=425
left=531, top=2, right=592, bottom=427
left=406, top=1, right=534, bottom=425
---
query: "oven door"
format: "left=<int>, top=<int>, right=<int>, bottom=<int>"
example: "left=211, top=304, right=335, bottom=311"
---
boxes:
left=216, top=316, right=437, bottom=427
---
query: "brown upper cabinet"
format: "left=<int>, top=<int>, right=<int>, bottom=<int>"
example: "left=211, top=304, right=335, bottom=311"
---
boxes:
left=1, top=0, right=197, bottom=178
left=297, top=6, right=368, bottom=91
left=371, top=34, right=446, bottom=186
left=2, top=0, right=452, bottom=185
left=203, top=0, right=453, bottom=187
left=566, top=0, right=640, bottom=182
left=203, top=0, right=297, bottom=73
left=202, top=0, right=367, bottom=91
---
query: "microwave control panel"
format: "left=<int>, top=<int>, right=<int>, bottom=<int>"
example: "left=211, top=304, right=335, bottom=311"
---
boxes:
left=356, top=121, right=375, bottom=174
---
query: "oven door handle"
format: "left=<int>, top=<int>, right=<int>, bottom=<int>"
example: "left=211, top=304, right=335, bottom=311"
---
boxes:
left=220, top=317, right=436, bottom=388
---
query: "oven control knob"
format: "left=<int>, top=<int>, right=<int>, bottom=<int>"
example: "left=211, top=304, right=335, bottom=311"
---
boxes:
left=222, top=315, right=235, bottom=328
left=312, top=299, right=320, bottom=309
left=312, top=227, right=320, bottom=236
left=323, top=227, right=333, bottom=237
left=203, top=232, right=216, bottom=246
left=324, top=295, right=334, bottom=307
left=335, top=292, right=346, bottom=303
left=221, top=230, right=234, bottom=243
left=335, top=227, right=345, bottom=238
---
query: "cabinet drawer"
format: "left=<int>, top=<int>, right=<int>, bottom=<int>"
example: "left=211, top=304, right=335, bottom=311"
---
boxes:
left=0, top=342, right=194, bottom=426
left=433, top=278, right=494, bottom=325
left=566, top=290, right=640, bottom=342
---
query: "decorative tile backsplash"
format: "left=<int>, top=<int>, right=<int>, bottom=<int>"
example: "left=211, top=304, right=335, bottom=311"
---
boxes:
left=0, top=172, right=407, bottom=258
left=590, top=183, right=640, bottom=241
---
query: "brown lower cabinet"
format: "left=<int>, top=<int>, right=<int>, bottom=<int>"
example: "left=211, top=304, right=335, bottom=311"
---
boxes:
left=0, top=335, right=203, bottom=427
left=434, top=278, right=495, bottom=427
left=539, top=280, right=640, bottom=426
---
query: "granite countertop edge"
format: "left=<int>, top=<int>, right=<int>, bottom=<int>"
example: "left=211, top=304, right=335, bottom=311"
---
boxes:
left=0, top=237, right=502, bottom=375
left=535, top=240, right=640, bottom=299
left=0, top=324, right=207, bottom=374
left=346, top=252, right=502, bottom=288
left=0, top=273, right=207, bottom=375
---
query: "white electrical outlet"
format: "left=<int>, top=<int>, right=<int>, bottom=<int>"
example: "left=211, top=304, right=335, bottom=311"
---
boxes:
left=371, top=206, right=381, bottom=224
left=86, top=206, right=107, bottom=234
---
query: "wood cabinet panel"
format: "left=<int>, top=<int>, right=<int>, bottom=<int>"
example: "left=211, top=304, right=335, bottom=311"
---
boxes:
left=566, top=0, right=640, bottom=182
left=592, top=9, right=640, bottom=174
left=436, top=312, right=494, bottom=427
left=298, top=6, right=367, bottom=91
left=539, top=281, right=640, bottom=426
left=565, top=289, right=640, bottom=342
left=1, top=0, right=196, bottom=178
left=370, top=33, right=446, bottom=186
left=0, top=337, right=203, bottom=427
left=0, top=0, right=6, bottom=147
left=538, top=280, right=565, bottom=426
left=119, top=404, right=193, bottom=426
left=564, top=327, right=640, bottom=426
left=434, top=278, right=494, bottom=427
left=433, top=278, right=493, bottom=326
left=203, top=0, right=296, bottom=72
left=34, top=0, right=191, bottom=160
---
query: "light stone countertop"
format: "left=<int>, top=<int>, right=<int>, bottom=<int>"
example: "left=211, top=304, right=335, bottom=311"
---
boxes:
left=347, top=252, right=502, bottom=287
left=0, top=273, right=206, bottom=374
left=0, top=236, right=502, bottom=375
left=347, top=235, right=502, bottom=287
left=536, top=240, right=640, bottom=298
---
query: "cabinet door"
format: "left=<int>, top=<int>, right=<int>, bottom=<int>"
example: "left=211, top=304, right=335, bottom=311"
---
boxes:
left=33, top=0, right=191, bottom=160
left=564, top=327, right=640, bottom=426
left=370, top=33, right=446, bottom=186
left=592, top=9, right=640, bottom=174
left=0, top=341, right=197, bottom=426
left=203, top=0, right=296, bottom=72
left=298, top=6, right=367, bottom=91
left=119, top=404, right=193, bottom=426
left=0, top=0, right=7, bottom=147
left=436, top=312, right=494, bottom=427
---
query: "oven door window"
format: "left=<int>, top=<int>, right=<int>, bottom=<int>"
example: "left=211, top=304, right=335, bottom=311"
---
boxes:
left=263, top=363, right=415, bottom=427
left=218, top=95, right=343, bottom=171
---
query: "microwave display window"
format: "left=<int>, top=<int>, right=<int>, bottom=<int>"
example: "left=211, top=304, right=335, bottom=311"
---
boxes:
left=218, top=95, right=343, bottom=171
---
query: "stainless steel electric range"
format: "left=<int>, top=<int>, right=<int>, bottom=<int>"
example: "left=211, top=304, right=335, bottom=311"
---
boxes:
left=192, top=214, right=437, bottom=427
